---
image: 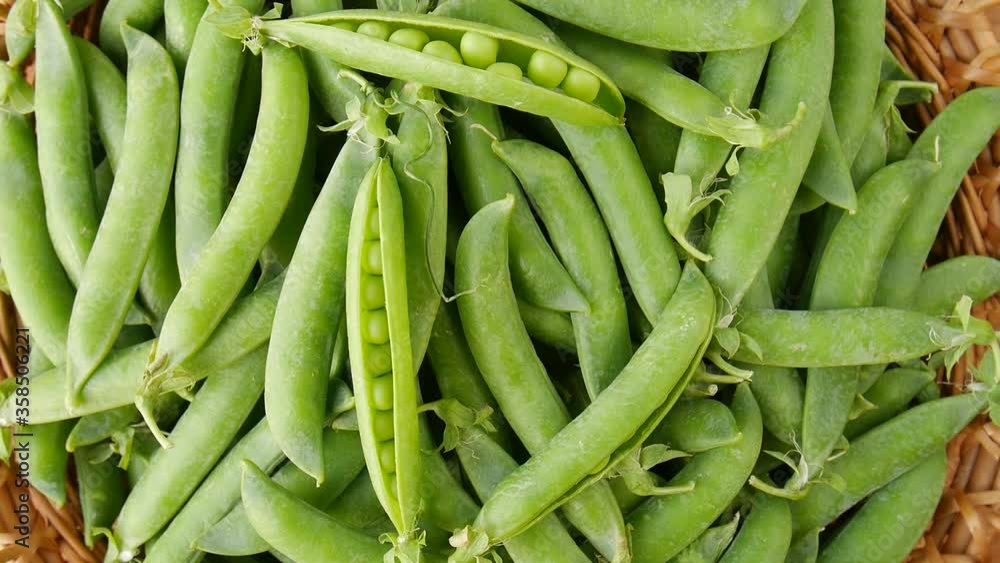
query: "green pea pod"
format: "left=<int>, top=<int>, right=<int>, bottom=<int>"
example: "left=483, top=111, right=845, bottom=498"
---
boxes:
left=454, top=197, right=630, bottom=561
left=164, top=0, right=208, bottom=72
left=386, top=84, right=448, bottom=368
left=75, top=443, right=127, bottom=547
left=34, top=0, right=100, bottom=289
left=830, top=0, right=886, bottom=163
left=174, top=0, right=265, bottom=280
left=22, top=421, right=72, bottom=507
left=98, top=0, right=166, bottom=67
left=718, top=494, right=792, bottom=563
left=791, top=392, right=988, bottom=538
left=244, top=10, right=625, bottom=125
left=878, top=87, right=1000, bottom=308
left=147, top=43, right=309, bottom=380
left=239, top=461, right=388, bottom=563
left=416, top=418, right=482, bottom=531
left=628, top=102, right=682, bottom=191
left=142, top=417, right=285, bottom=563
left=265, top=114, right=318, bottom=268
left=916, top=256, right=1000, bottom=316
left=66, top=24, right=180, bottom=405
left=325, top=471, right=397, bottom=535
left=513, top=0, right=806, bottom=51
left=125, top=430, right=160, bottom=486
left=456, top=426, right=591, bottom=563
left=453, top=262, right=713, bottom=557
left=559, top=26, right=796, bottom=149
left=345, top=158, right=423, bottom=554
left=266, top=134, right=376, bottom=484
left=845, top=367, right=936, bottom=440
left=74, top=39, right=127, bottom=169
left=648, top=399, right=742, bottom=453
left=493, top=138, right=632, bottom=397
left=294, top=0, right=364, bottom=124
left=445, top=94, right=587, bottom=313
left=629, top=385, right=763, bottom=562
left=817, top=449, right=946, bottom=563
left=785, top=529, right=819, bottom=563
left=886, top=110, right=915, bottom=163
left=673, top=46, right=770, bottom=192
left=431, top=0, right=567, bottom=48
left=66, top=406, right=139, bottom=451
left=705, top=0, right=834, bottom=308
left=849, top=118, right=888, bottom=187
left=196, top=429, right=366, bottom=556
left=730, top=307, right=987, bottom=368
left=115, top=349, right=266, bottom=556
left=4, top=0, right=95, bottom=68
left=428, top=303, right=517, bottom=451
left=0, top=109, right=75, bottom=364
left=516, top=298, right=577, bottom=351
left=801, top=106, right=857, bottom=212
left=766, top=214, right=801, bottom=306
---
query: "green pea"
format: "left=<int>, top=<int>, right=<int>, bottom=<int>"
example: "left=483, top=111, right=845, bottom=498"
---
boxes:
left=366, top=207, right=380, bottom=239
left=364, top=309, right=390, bottom=344
left=371, top=375, right=394, bottom=410
left=527, top=50, right=568, bottom=88
left=487, top=61, right=523, bottom=80
left=361, top=275, right=387, bottom=309
left=422, top=40, right=464, bottom=64
left=332, top=22, right=357, bottom=32
left=367, top=346, right=393, bottom=378
left=460, top=31, right=499, bottom=69
left=388, top=28, right=430, bottom=51
left=357, top=21, right=392, bottom=41
left=373, top=411, right=395, bottom=441
left=363, top=240, right=383, bottom=274
left=379, top=441, right=397, bottom=472
left=561, top=67, right=600, bottom=102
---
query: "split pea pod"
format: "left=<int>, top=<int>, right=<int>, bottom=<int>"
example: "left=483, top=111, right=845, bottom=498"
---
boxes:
left=266, top=135, right=377, bottom=484
left=878, top=87, right=1000, bottom=308
left=196, top=429, right=366, bottom=556
left=915, top=256, right=1000, bottom=316
left=98, top=0, right=166, bottom=67
left=629, top=385, right=763, bottom=562
left=0, top=107, right=75, bottom=364
left=173, top=0, right=265, bottom=280
left=345, top=158, right=423, bottom=552
left=240, top=461, right=389, bottom=563
left=560, top=26, right=793, bottom=149
left=66, top=25, right=180, bottom=405
left=113, top=349, right=266, bottom=558
left=34, top=0, right=100, bottom=288
left=672, top=46, right=770, bottom=192
left=493, top=139, right=632, bottom=397
left=817, top=449, right=947, bottom=563
left=730, top=307, right=990, bottom=368
left=445, top=94, right=587, bottom=313
left=247, top=10, right=625, bottom=125
left=146, top=43, right=308, bottom=379
left=718, top=494, right=792, bottom=563
left=705, top=0, right=834, bottom=307
left=454, top=197, right=630, bottom=562
left=456, top=426, right=591, bottom=563
left=512, top=0, right=806, bottom=52
left=74, top=443, right=127, bottom=547
left=164, top=0, right=207, bottom=71
left=386, top=83, right=448, bottom=367
left=454, top=260, right=713, bottom=556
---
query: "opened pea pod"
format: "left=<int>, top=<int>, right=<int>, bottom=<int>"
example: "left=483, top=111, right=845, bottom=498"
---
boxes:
left=210, top=8, right=625, bottom=125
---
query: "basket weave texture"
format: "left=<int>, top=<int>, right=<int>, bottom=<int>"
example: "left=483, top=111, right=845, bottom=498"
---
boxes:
left=0, top=0, right=999, bottom=561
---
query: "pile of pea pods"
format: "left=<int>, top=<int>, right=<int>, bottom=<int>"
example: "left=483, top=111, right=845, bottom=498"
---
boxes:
left=2, top=0, right=1000, bottom=560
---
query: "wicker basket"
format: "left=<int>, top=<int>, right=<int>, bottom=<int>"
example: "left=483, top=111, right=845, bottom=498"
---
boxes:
left=1, top=0, right=999, bottom=561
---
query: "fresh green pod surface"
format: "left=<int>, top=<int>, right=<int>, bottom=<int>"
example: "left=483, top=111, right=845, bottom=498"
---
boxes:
left=790, top=392, right=988, bottom=538
left=75, top=443, right=127, bottom=547
left=458, top=262, right=714, bottom=550
left=628, top=101, right=682, bottom=191
left=25, top=421, right=73, bottom=507
left=74, top=38, right=127, bottom=170
left=915, top=256, right=1000, bottom=316
left=164, top=0, right=208, bottom=71
left=345, top=158, right=422, bottom=541
left=196, top=429, right=366, bottom=556
left=66, top=406, right=138, bottom=451
left=147, top=43, right=308, bottom=378
left=266, top=136, right=376, bottom=484
left=705, top=0, right=834, bottom=307
left=817, top=449, right=946, bottom=563
left=114, top=349, right=266, bottom=556
left=254, top=10, right=625, bottom=125
left=629, top=384, right=763, bottom=562
left=801, top=106, right=857, bottom=212
left=516, top=298, right=577, bottom=351
left=98, top=0, right=166, bottom=66
left=66, top=25, right=180, bottom=404
left=648, top=398, right=742, bottom=453
left=845, top=368, right=936, bottom=439
left=445, top=94, right=587, bottom=313
left=718, top=494, right=792, bottom=563
left=34, top=0, right=100, bottom=288
left=0, top=110, right=75, bottom=364
left=5, top=0, right=95, bottom=67
left=431, top=0, right=567, bottom=48
left=730, top=307, right=983, bottom=368
left=513, top=0, right=806, bottom=51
